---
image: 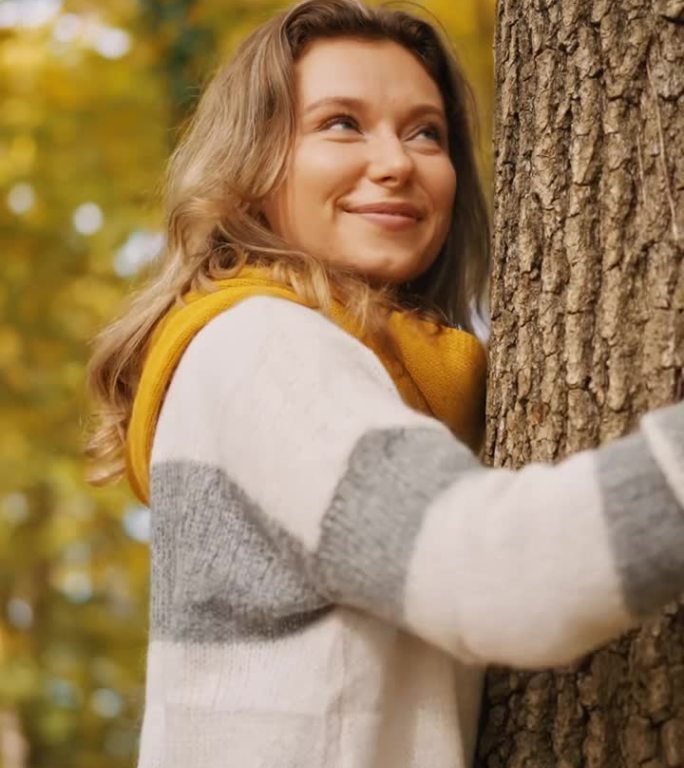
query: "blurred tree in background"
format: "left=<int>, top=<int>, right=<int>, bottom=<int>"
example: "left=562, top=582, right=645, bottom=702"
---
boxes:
left=0, top=0, right=495, bottom=765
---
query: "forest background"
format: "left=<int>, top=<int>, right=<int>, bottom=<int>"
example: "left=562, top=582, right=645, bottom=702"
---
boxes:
left=0, top=0, right=496, bottom=765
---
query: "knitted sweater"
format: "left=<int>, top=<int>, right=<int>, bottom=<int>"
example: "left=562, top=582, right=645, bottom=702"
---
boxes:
left=135, top=295, right=684, bottom=768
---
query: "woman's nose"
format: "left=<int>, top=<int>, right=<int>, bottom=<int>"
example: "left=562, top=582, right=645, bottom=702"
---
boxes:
left=365, top=134, right=415, bottom=187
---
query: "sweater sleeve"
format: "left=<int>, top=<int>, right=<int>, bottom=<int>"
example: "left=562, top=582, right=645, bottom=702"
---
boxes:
left=163, top=296, right=684, bottom=670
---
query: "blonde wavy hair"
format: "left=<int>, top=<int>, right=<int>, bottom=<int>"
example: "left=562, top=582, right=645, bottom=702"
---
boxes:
left=86, top=0, right=491, bottom=486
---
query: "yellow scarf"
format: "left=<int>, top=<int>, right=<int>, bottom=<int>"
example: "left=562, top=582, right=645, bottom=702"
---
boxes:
left=126, top=266, right=487, bottom=504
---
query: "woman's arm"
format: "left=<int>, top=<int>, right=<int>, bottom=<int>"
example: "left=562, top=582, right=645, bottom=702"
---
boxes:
left=159, top=295, right=684, bottom=669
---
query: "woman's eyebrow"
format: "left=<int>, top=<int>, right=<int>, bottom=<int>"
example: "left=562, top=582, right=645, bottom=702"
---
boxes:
left=303, top=96, right=364, bottom=114
left=302, top=96, right=446, bottom=122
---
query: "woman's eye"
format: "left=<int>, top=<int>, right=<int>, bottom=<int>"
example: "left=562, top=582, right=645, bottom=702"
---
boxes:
left=413, top=124, right=443, bottom=143
left=321, top=114, right=359, bottom=132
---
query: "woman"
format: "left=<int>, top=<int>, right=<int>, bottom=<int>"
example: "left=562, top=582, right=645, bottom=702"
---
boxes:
left=87, top=1, right=684, bottom=766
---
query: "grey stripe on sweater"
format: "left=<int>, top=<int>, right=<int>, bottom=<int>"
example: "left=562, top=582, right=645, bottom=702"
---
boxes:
left=597, top=429, right=684, bottom=617
left=317, top=426, right=482, bottom=621
left=149, top=426, right=480, bottom=643
left=149, top=424, right=684, bottom=647
left=150, top=461, right=332, bottom=643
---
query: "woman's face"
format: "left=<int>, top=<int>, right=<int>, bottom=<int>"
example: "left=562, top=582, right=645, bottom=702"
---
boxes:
left=260, top=37, right=456, bottom=284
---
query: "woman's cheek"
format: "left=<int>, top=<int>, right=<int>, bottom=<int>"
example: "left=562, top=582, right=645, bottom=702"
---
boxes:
left=428, top=157, right=456, bottom=204
left=305, top=141, right=365, bottom=187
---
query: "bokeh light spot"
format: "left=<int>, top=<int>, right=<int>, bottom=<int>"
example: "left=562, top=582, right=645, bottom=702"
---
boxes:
left=7, top=182, right=35, bottom=214
left=122, top=505, right=151, bottom=543
left=73, top=202, right=103, bottom=235
left=92, top=26, right=131, bottom=59
left=91, top=688, right=123, bottom=719
left=7, top=598, right=33, bottom=629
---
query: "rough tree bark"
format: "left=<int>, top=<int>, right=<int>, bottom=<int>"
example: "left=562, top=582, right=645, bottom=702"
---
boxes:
left=478, top=1, right=683, bottom=767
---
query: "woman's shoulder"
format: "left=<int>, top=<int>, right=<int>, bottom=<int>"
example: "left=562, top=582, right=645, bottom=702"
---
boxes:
left=155, top=293, right=428, bottom=471
left=194, top=294, right=350, bottom=345
left=182, top=294, right=394, bottom=391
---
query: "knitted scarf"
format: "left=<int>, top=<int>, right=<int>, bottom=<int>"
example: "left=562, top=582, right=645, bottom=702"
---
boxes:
left=126, top=266, right=487, bottom=504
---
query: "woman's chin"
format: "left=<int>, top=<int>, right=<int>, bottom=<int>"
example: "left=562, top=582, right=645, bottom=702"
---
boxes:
left=326, top=253, right=430, bottom=285
left=364, top=262, right=431, bottom=285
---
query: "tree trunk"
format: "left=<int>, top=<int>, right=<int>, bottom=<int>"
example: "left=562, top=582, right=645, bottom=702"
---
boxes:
left=478, top=1, right=683, bottom=767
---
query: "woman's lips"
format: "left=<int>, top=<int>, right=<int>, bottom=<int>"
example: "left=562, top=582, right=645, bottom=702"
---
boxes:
left=343, top=202, right=423, bottom=231
left=349, top=210, right=420, bottom=230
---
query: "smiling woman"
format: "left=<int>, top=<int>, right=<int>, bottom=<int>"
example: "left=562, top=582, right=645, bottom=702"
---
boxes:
left=85, top=1, right=684, bottom=767
left=87, top=0, right=492, bottom=489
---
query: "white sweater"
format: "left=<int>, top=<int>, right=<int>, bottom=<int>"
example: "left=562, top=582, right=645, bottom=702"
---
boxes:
left=136, top=296, right=684, bottom=768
